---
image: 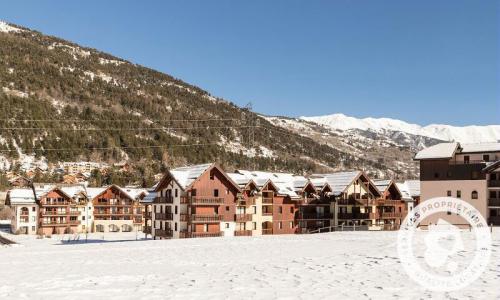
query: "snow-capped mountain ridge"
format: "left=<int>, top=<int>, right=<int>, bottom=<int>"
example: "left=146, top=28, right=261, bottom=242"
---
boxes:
left=301, top=113, right=500, bottom=144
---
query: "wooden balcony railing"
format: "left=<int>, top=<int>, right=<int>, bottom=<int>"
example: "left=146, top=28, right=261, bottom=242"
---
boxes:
left=262, top=198, right=273, bottom=204
left=237, top=197, right=255, bottom=206
left=235, top=214, right=252, bottom=222
left=43, top=202, right=71, bottom=206
left=190, top=197, right=225, bottom=205
left=234, top=230, right=252, bottom=236
left=488, top=199, right=500, bottom=206
left=155, top=213, right=173, bottom=221
left=262, top=229, right=273, bottom=235
left=154, top=196, right=174, bottom=204
left=187, top=231, right=224, bottom=238
left=190, top=215, right=223, bottom=222
left=155, top=229, right=173, bottom=238
left=298, top=213, right=333, bottom=220
left=381, top=212, right=404, bottom=218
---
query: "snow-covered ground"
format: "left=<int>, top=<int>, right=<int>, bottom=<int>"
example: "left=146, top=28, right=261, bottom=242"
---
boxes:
left=1, top=230, right=499, bottom=299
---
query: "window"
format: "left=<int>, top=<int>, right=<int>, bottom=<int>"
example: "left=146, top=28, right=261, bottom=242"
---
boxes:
left=253, top=206, right=257, bottom=214
left=210, top=173, right=214, bottom=180
left=483, top=155, right=490, bottom=162
left=225, top=223, right=229, bottom=229
left=447, top=190, right=452, bottom=197
left=82, top=216, right=85, bottom=220
left=278, top=221, right=282, bottom=229
left=447, top=211, right=452, bottom=215
left=279, top=206, right=283, bottom=214
left=464, top=156, right=470, bottom=164
left=175, top=189, right=178, bottom=197
left=226, top=206, right=230, bottom=212
left=252, top=222, right=256, bottom=230
left=490, top=191, right=497, bottom=199
left=289, top=221, right=293, bottom=228
left=204, top=224, right=208, bottom=232
left=191, top=189, right=197, bottom=197
left=32, top=207, right=35, bottom=212
left=491, top=173, right=497, bottom=180
left=175, top=222, right=178, bottom=231
left=175, top=206, right=178, bottom=214
left=290, top=207, right=294, bottom=213
left=457, top=190, right=461, bottom=198
left=471, top=191, right=478, bottom=199
left=32, top=226, right=35, bottom=232
left=472, top=171, right=479, bottom=180
left=214, top=189, right=219, bottom=197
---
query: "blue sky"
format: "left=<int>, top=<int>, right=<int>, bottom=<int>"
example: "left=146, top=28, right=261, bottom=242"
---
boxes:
left=1, top=0, right=498, bottom=126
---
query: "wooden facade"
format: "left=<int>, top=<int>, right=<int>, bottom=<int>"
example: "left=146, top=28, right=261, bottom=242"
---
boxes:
left=38, top=188, right=79, bottom=235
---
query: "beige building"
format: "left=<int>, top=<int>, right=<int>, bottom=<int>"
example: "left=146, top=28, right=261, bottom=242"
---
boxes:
left=415, top=142, right=500, bottom=227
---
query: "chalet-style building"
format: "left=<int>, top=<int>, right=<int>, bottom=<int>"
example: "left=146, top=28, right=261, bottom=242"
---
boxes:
left=396, top=180, right=420, bottom=212
left=141, top=186, right=156, bottom=237
left=5, top=189, right=38, bottom=234
left=37, top=187, right=80, bottom=235
left=310, top=171, right=382, bottom=227
left=415, top=142, right=500, bottom=227
left=89, top=185, right=145, bottom=233
left=152, top=163, right=242, bottom=239
left=373, top=179, right=406, bottom=229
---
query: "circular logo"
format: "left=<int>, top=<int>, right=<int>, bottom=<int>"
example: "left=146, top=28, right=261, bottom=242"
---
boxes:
left=397, top=197, right=492, bottom=292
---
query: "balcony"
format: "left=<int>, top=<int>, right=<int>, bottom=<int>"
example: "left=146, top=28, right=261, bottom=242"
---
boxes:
left=381, top=212, right=404, bottom=219
left=262, top=229, right=273, bottom=235
left=43, top=202, right=71, bottom=206
left=190, top=215, right=223, bottom=223
left=42, top=211, right=80, bottom=216
left=487, top=216, right=500, bottom=226
left=235, top=214, right=252, bottom=222
left=234, top=230, right=252, bottom=236
left=488, top=199, right=500, bottom=207
left=190, top=197, right=225, bottom=205
left=298, top=213, right=333, bottom=220
left=338, top=213, right=353, bottom=219
left=237, top=197, right=255, bottom=206
left=155, top=229, right=173, bottom=238
left=145, top=212, right=152, bottom=219
left=262, top=197, right=273, bottom=204
left=488, top=181, right=500, bottom=188
left=143, top=226, right=151, bottom=234
left=155, top=213, right=173, bottom=221
left=185, top=231, right=223, bottom=238
left=154, top=196, right=174, bottom=204
left=262, top=211, right=273, bottom=216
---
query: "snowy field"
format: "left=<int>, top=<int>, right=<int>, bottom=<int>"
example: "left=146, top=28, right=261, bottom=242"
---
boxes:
left=1, top=230, right=499, bottom=299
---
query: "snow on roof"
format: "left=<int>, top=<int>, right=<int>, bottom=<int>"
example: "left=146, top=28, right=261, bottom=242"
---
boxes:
left=232, top=170, right=310, bottom=198
left=170, top=163, right=213, bottom=189
left=414, top=142, right=458, bottom=160
left=404, top=180, right=420, bottom=197
left=460, top=142, right=500, bottom=153
left=85, top=187, right=106, bottom=200
left=227, top=172, right=251, bottom=187
left=60, top=185, right=87, bottom=199
left=120, top=188, right=148, bottom=200
left=7, top=189, right=36, bottom=204
left=311, top=171, right=361, bottom=196
left=373, top=179, right=392, bottom=193
left=396, top=183, right=413, bottom=201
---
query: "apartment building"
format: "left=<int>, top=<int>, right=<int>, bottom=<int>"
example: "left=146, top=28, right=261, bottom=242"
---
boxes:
left=310, top=171, right=382, bottom=227
left=152, top=163, right=242, bottom=239
left=415, top=142, right=500, bottom=227
left=5, top=189, right=38, bottom=234
left=89, top=185, right=144, bottom=233
left=37, top=187, right=80, bottom=235
left=373, top=179, right=406, bottom=229
left=396, top=180, right=419, bottom=212
left=62, top=161, right=108, bottom=175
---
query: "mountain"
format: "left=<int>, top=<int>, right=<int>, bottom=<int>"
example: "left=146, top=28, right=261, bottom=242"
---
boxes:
left=0, top=20, right=407, bottom=186
left=301, top=113, right=500, bottom=144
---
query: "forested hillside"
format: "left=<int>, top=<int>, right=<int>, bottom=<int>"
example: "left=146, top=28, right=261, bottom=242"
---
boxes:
left=0, top=21, right=412, bottom=186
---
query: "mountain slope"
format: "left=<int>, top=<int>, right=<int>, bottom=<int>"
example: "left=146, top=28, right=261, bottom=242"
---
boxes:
left=0, top=21, right=404, bottom=184
left=301, top=113, right=500, bottom=144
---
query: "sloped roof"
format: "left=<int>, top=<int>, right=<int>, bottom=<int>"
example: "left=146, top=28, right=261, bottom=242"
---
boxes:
left=396, top=183, right=413, bottom=201
left=232, top=170, right=311, bottom=199
left=311, top=171, right=360, bottom=196
left=7, top=189, right=36, bottom=204
left=461, top=143, right=500, bottom=153
left=170, top=163, right=213, bottom=189
left=373, top=179, right=392, bottom=193
left=120, top=188, right=148, bottom=200
left=414, top=142, right=459, bottom=160
left=85, top=187, right=106, bottom=200
left=404, top=180, right=420, bottom=197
